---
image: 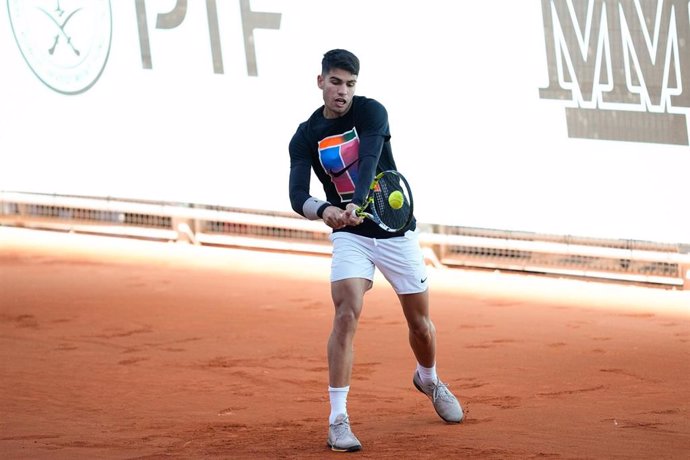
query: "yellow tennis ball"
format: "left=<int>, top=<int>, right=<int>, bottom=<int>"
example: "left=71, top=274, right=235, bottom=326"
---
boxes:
left=388, top=190, right=404, bottom=209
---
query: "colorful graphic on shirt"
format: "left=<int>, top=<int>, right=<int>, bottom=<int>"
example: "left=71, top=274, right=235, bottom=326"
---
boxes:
left=318, top=128, right=360, bottom=202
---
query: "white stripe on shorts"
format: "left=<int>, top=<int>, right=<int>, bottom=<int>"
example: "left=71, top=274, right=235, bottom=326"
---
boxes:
left=329, top=229, right=428, bottom=294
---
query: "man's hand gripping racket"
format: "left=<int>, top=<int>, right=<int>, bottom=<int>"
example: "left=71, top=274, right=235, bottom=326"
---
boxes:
left=351, top=170, right=414, bottom=233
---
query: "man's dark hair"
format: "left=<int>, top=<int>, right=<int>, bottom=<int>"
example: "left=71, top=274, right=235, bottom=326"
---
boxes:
left=321, top=49, right=360, bottom=76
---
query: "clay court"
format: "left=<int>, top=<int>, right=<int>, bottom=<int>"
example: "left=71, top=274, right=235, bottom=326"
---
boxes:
left=1, top=226, right=689, bottom=459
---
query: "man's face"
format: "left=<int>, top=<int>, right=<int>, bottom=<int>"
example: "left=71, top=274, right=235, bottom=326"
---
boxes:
left=317, top=68, right=357, bottom=119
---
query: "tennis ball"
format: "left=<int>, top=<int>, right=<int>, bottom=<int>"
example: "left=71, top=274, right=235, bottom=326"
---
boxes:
left=388, top=191, right=404, bottom=209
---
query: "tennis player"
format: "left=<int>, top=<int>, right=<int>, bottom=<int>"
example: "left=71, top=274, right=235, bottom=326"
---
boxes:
left=288, top=49, right=463, bottom=452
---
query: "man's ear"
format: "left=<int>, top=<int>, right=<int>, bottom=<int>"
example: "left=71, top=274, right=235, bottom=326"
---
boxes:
left=317, top=74, right=324, bottom=89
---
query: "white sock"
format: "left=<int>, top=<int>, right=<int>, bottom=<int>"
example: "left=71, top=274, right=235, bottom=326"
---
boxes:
left=328, top=386, right=349, bottom=424
left=416, top=363, right=438, bottom=384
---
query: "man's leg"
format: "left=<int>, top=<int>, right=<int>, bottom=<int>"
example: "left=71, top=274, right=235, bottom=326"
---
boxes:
left=398, top=290, right=436, bottom=368
left=400, top=290, right=464, bottom=424
left=329, top=277, right=371, bottom=387
left=326, top=277, right=370, bottom=452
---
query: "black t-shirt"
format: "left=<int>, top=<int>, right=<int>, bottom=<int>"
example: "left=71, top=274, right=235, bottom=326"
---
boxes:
left=289, top=95, right=414, bottom=239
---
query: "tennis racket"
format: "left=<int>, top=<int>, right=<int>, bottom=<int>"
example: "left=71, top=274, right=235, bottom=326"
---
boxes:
left=352, top=170, right=414, bottom=232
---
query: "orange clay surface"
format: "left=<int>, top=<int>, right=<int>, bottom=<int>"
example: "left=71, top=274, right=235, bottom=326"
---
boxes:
left=1, top=226, right=689, bottom=459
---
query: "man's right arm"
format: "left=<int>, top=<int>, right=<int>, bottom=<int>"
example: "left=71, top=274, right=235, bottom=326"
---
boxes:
left=289, top=128, right=361, bottom=230
left=288, top=130, right=341, bottom=225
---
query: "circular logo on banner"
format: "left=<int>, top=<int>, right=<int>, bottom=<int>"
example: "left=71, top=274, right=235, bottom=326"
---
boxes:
left=7, top=0, right=112, bottom=95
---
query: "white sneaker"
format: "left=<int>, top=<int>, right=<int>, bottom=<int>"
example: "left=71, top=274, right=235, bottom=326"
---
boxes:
left=327, top=414, right=362, bottom=452
left=413, top=371, right=464, bottom=423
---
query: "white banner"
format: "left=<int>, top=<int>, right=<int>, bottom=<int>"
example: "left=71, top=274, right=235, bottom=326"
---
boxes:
left=1, top=0, right=688, bottom=243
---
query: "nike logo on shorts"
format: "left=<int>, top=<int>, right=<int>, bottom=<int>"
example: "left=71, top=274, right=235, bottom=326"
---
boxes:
left=420, top=277, right=428, bottom=283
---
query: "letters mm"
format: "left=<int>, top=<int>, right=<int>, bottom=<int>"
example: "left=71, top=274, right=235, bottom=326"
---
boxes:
left=539, top=0, right=690, bottom=146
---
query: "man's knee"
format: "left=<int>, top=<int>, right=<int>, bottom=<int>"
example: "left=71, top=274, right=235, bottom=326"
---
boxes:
left=332, top=298, right=362, bottom=334
left=335, top=303, right=360, bottom=324
left=409, top=317, right=435, bottom=338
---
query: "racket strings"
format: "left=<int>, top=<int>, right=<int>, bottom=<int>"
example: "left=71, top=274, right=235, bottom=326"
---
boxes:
left=372, top=174, right=411, bottom=230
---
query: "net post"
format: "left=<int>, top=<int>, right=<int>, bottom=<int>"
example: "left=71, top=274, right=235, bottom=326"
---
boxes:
left=173, top=216, right=198, bottom=245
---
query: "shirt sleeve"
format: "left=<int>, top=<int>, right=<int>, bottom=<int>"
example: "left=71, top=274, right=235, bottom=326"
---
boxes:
left=288, top=126, right=330, bottom=219
left=352, top=99, right=390, bottom=206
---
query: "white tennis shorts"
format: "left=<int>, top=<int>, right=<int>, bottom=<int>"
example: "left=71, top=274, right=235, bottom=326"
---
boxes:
left=329, top=229, right=428, bottom=295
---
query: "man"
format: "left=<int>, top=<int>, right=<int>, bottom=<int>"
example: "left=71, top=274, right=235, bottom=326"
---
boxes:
left=289, top=49, right=463, bottom=453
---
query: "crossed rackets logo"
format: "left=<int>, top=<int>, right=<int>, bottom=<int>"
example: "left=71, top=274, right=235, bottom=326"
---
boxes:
left=8, top=0, right=112, bottom=95
left=40, top=1, right=82, bottom=57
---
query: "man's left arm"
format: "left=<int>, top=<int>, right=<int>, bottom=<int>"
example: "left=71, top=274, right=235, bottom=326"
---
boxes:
left=350, top=100, right=389, bottom=208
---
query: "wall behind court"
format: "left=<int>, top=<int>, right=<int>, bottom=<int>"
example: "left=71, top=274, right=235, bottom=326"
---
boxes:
left=1, top=0, right=688, bottom=244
